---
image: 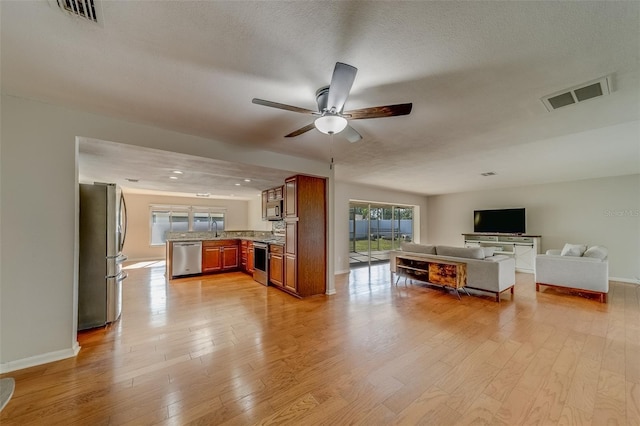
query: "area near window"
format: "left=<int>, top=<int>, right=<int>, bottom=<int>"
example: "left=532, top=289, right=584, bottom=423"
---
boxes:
left=150, top=205, right=226, bottom=246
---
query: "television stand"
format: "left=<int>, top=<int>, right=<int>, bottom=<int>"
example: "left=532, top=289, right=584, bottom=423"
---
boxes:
left=462, top=233, right=541, bottom=273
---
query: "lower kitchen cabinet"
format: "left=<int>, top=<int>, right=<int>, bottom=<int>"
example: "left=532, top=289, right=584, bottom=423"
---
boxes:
left=247, top=242, right=254, bottom=273
left=202, top=243, right=222, bottom=273
left=269, top=244, right=284, bottom=287
left=202, top=240, right=238, bottom=274
left=284, top=254, right=296, bottom=293
left=222, top=245, right=238, bottom=269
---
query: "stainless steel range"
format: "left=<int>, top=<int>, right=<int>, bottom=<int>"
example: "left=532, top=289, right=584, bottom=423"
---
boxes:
left=253, top=242, right=268, bottom=285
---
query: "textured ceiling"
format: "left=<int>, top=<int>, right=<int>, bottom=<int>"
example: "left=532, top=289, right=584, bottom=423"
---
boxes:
left=2, top=1, right=639, bottom=197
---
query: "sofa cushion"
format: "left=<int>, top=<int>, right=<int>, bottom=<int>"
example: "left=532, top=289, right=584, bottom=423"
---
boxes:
left=400, top=242, right=436, bottom=255
left=560, top=243, right=587, bottom=257
left=484, top=254, right=510, bottom=262
left=436, top=245, right=485, bottom=260
left=583, top=245, right=608, bottom=260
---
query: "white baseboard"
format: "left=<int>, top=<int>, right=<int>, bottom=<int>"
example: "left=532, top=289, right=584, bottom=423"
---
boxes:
left=124, top=256, right=165, bottom=263
left=610, top=276, right=640, bottom=285
left=0, top=342, right=80, bottom=374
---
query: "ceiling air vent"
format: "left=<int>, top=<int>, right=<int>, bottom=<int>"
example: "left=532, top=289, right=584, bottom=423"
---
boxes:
left=54, top=0, right=102, bottom=24
left=541, top=75, right=612, bottom=111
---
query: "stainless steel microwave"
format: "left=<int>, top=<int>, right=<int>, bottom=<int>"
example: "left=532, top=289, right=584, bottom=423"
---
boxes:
left=266, top=200, right=283, bottom=220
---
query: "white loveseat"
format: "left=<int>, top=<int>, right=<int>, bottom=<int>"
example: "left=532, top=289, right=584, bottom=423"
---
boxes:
left=389, top=243, right=516, bottom=302
left=535, top=244, right=609, bottom=303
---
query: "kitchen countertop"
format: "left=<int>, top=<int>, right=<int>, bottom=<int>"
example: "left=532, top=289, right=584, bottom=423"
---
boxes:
left=167, top=236, right=285, bottom=244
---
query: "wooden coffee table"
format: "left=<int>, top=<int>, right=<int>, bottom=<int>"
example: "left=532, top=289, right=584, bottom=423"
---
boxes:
left=394, top=254, right=468, bottom=299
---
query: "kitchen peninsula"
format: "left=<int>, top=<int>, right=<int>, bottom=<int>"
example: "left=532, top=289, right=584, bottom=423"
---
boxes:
left=165, top=174, right=327, bottom=298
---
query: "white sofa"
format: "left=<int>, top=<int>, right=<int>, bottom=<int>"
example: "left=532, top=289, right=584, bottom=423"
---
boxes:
left=389, top=243, right=516, bottom=302
left=535, top=244, right=609, bottom=303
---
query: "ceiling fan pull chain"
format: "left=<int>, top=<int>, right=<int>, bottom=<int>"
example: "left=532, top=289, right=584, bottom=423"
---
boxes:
left=330, top=133, right=334, bottom=170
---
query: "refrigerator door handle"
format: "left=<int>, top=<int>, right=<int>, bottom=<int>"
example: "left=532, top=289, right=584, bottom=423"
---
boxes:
left=106, top=270, right=128, bottom=281
left=120, top=192, right=128, bottom=253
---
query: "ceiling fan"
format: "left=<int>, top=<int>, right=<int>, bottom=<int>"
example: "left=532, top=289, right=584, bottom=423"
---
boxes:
left=252, top=62, right=412, bottom=143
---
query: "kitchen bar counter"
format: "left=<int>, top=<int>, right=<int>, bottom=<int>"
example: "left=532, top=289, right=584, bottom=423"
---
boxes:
left=167, top=236, right=284, bottom=243
left=166, top=235, right=284, bottom=280
left=165, top=230, right=283, bottom=244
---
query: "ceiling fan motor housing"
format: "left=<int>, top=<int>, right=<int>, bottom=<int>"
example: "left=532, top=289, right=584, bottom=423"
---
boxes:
left=315, top=86, right=330, bottom=112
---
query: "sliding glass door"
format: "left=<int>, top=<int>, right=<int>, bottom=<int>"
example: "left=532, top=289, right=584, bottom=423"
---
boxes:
left=349, top=202, right=414, bottom=266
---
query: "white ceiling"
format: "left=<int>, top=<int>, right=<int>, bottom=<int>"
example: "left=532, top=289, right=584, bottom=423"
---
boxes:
left=2, top=1, right=639, bottom=197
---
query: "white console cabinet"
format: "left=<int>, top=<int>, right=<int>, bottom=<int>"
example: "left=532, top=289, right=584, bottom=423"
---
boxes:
left=462, top=234, right=541, bottom=273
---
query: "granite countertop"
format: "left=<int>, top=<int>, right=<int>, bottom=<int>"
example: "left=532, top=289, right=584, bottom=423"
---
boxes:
left=167, top=236, right=285, bottom=244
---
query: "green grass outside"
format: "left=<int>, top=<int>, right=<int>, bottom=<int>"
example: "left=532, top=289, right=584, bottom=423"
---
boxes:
left=352, top=238, right=400, bottom=252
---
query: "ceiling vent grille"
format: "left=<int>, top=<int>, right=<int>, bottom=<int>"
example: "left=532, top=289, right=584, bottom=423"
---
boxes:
left=541, top=75, right=612, bottom=111
left=55, top=0, right=101, bottom=24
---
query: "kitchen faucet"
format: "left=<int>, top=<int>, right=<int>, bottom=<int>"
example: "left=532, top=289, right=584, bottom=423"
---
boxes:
left=212, top=219, right=219, bottom=238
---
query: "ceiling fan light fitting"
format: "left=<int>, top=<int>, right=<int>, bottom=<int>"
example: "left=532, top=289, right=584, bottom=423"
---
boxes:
left=315, top=115, right=347, bottom=135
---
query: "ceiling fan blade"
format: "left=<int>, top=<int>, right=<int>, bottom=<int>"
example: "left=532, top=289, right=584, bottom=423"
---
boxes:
left=341, top=125, right=362, bottom=143
left=285, top=123, right=316, bottom=138
left=326, top=62, right=358, bottom=113
left=344, top=103, right=413, bottom=120
left=252, top=98, right=316, bottom=114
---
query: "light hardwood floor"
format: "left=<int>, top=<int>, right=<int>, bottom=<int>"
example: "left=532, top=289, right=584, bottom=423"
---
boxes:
left=1, top=262, right=639, bottom=425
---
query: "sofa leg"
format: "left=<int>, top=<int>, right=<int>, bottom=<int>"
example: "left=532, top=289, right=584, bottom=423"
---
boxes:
left=536, top=283, right=540, bottom=292
left=495, top=293, right=500, bottom=303
left=601, top=293, right=607, bottom=303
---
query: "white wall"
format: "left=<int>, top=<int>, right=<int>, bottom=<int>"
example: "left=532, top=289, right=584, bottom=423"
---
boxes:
left=247, top=196, right=271, bottom=231
left=122, top=193, right=255, bottom=261
left=0, top=94, right=329, bottom=371
left=334, top=181, right=428, bottom=274
left=427, top=174, right=640, bottom=281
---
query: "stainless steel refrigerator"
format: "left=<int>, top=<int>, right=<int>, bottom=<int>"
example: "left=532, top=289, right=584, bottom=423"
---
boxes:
left=78, top=183, right=128, bottom=330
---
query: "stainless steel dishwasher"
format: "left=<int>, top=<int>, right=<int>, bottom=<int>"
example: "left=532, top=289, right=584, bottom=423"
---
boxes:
left=172, top=241, right=202, bottom=277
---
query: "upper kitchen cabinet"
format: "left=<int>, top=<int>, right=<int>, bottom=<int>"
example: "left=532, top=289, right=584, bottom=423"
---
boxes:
left=262, top=185, right=284, bottom=220
left=283, top=174, right=326, bottom=297
left=284, top=177, right=296, bottom=218
left=268, top=186, right=283, bottom=201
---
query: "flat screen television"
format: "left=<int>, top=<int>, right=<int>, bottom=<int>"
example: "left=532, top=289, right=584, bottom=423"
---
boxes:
left=473, top=208, right=526, bottom=234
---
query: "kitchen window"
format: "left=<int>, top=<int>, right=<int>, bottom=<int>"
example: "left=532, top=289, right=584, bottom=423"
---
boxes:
left=150, top=206, right=226, bottom=246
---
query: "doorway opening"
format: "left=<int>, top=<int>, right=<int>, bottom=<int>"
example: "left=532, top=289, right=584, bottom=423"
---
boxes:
left=348, top=202, right=414, bottom=267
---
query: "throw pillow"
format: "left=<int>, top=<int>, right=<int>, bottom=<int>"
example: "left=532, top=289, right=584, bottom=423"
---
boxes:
left=482, top=247, right=496, bottom=258
left=583, top=245, right=608, bottom=260
left=560, top=243, right=587, bottom=257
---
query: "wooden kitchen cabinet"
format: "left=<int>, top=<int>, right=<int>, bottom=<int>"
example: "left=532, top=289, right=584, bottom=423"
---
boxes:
left=241, top=240, right=255, bottom=274
left=261, top=191, right=268, bottom=220
left=283, top=174, right=326, bottom=297
left=284, top=254, right=296, bottom=292
left=262, top=186, right=284, bottom=220
left=247, top=242, right=254, bottom=273
left=222, top=245, right=238, bottom=270
left=268, top=186, right=283, bottom=201
left=269, top=244, right=284, bottom=287
left=202, top=240, right=239, bottom=274
left=284, top=177, right=297, bottom=218
left=241, top=240, right=248, bottom=271
left=202, top=243, right=222, bottom=273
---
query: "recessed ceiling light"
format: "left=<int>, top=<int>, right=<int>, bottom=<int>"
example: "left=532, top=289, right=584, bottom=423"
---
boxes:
left=235, top=183, right=241, bottom=186
left=125, top=178, right=139, bottom=182
left=169, top=176, right=178, bottom=180
left=244, top=179, right=251, bottom=182
left=196, top=193, right=210, bottom=197
left=172, top=170, right=183, bottom=174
